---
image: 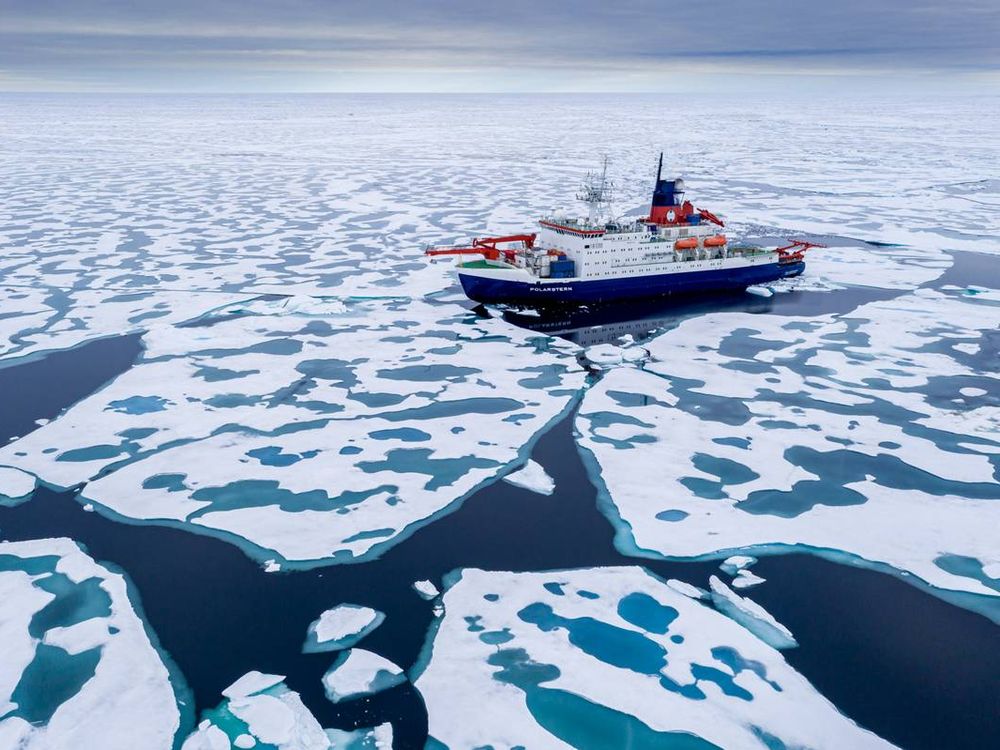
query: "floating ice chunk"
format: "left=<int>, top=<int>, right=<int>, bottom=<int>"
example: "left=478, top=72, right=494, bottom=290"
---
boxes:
left=263, top=560, right=281, bottom=573
left=732, top=569, right=767, bottom=589
left=0, top=466, right=35, bottom=503
left=223, top=671, right=286, bottom=701
left=322, top=649, right=405, bottom=704
left=720, top=555, right=758, bottom=576
left=960, top=387, right=988, bottom=397
left=502, top=459, right=555, bottom=495
left=709, top=576, right=796, bottom=649
left=304, top=605, right=385, bottom=653
left=186, top=675, right=330, bottom=750
left=325, top=723, right=393, bottom=749
left=666, top=579, right=708, bottom=600
left=415, top=567, right=893, bottom=749
left=584, top=343, right=648, bottom=368
left=0, top=538, right=183, bottom=750
left=413, top=580, right=440, bottom=600
left=585, top=343, right=624, bottom=367
left=746, top=285, right=773, bottom=297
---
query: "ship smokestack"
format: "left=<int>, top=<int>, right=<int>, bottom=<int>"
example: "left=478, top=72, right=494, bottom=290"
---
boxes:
left=649, top=152, right=686, bottom=224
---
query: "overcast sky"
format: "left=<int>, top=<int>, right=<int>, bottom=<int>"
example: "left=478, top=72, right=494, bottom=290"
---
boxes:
left=1, top=0, right=997, bottom=92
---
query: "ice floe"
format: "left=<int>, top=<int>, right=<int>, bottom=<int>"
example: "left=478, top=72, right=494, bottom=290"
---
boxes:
left=577, top=287, right=1000, bottom=618
left=322, top=649, right=406, bottom=703
left=303, top=605, right=385, bottom=653
left=0, top=296, right=585, bottom=567
left=413, top=580, right=440, bottom=600
left=414, top=567, right=895, bottom=749
left=183, top=672, right=364, bottom=750
left=0, top=538, right=185, bottom=749
left=0, top=466, right=35, bottom=503
left=502, top=459, right=556, bottom=495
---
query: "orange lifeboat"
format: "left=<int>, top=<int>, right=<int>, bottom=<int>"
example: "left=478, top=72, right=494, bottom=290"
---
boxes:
left=704, top=235, right=727, bottom=247
left=674, top=237, right=698, bottom=250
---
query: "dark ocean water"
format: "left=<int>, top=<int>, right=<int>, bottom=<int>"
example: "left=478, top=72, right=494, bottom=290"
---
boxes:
left=1, top=263, right=998, bottom=749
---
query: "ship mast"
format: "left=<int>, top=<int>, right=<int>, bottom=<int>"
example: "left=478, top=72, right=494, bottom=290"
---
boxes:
left=577, top=155, right=615, bottom=225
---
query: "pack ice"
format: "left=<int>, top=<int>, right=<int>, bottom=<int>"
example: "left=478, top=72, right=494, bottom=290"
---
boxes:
left=577, top=287, right=1000, bottom=618
left=182, top=670, right=392, bottom=749
left=415, top=567, right=895, bottom=749
left=0, top=296, right=584, bottom=567
left=0, top=538, right=184, bottom=749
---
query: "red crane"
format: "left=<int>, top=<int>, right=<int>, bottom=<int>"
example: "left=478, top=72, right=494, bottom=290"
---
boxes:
left=424, top=234, right=536, bottom=262
left=776, top=240, right=825, bottom=263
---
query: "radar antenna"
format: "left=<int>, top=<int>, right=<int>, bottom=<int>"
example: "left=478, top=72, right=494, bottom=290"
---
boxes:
left=577, top=155, right=615, bottom=225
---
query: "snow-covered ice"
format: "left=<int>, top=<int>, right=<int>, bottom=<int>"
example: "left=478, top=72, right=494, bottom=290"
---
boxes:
left=183, top=672, right=379, bottom=750
left=303, top=605, right=385, bottom=653
left=577, top=287, right=1000, bottom=619
left=0, top=296, right=585, bottom=567
left=502, top=459, right=556, bottom=495
left=0, top=466, right=35, bottom=503
left=413, top=580, right=440, bottom=600
left=321, top=649, right=406, bottom=703
left=0, top=539, right=185, bottom=749
left=414, top=567, right=895, bottom=749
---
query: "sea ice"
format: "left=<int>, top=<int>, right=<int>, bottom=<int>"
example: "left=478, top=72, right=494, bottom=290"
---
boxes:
left=322, top=649, right=406, bottom=703
left=183, top=674, right=330, bottom=750
left=0, top=538, right=185, bottom=749
left=0, top=296, right=585, bottom=567
left=0, top=466, right=35, bottom=503
left=502, top=459, right=556, bottom=495
left=414, top=567, right=895, bottom=749
left=577, top=288, right=1000, bottom=618
left=413, top=580, right=440, bottom=600
left=304, top=605, right=385, bottom=653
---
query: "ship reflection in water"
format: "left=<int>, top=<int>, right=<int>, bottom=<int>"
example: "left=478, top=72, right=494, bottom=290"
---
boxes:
left=494, top=288, right=777, bottom=347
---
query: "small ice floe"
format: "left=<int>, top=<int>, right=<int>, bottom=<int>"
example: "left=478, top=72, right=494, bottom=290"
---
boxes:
left=0, top=466, right=35, bottom=502
left=83, top=503, right=94, bottom=512
left=666, top=578, right=708, bottom=600
left=709, top=576, right=796, bottom=650
left=746, top=285, right=773, bottom=298
left=502, top=459, right=555, bottom=495
left=584, top=343, right=648, bottom=369
left=322, top=649, right=406, bottom=704
left=732, top=569, right=767, bottom=589
left=33, top=418, right=49, bottom=427
left=184, top=672, right=331, bottom=750
left=303, top=604, right=385, bottom=653
left=719, top=555, right=758, bottom=576
left=415, top=567, right=893, bottom=749
left=413, top=580, right=440, bottom=600
left=263, top=560, right=281, bottom=573
left=960, top=387, right=988, bottom=397
left=326, top=723, right=393, bottom=749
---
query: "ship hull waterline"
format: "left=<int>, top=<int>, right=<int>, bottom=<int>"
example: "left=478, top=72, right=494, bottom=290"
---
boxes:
left=458, top=261, right=805, bottom=306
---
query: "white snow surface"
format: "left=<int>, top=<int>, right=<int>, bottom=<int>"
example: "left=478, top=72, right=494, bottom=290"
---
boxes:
left=0, top=296, right=584, bottom=566
left=502, top=459, right=556, bottom=495
left=321, top=649, right=405, bottom=703
left=577, top=288, right=1000, bottom=610
left=184, top=676, right=329, bottom=750
left=415, top=567, right=896, bottom=749
left=413, top=580, right=440, bottom=600
left=0, top=538, right=182, bottom=750
left=0, top=466, right=35, bottom=500
left=306, top=605, right=384, bottom=651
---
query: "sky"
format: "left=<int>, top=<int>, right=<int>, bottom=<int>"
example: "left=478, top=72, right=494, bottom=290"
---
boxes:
left=0, top=0, right=997, bottom=93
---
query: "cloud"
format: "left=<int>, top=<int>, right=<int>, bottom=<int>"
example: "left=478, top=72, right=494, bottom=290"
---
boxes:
left=0, top=0, right=996, bottom=91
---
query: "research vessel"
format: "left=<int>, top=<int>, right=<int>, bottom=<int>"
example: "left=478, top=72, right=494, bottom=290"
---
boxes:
left=426, top=155, right=818, bottom=306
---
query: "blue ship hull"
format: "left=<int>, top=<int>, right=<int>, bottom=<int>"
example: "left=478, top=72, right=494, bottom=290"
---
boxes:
left=459, top=261, right=805, bottom=306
